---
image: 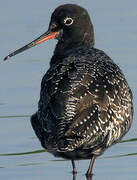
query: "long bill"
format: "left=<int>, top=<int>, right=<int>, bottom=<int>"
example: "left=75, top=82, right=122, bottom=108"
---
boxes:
left=4, top=31, right=57, bottom=61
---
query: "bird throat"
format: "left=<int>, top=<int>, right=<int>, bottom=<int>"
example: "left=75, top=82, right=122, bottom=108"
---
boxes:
left=50, top=35, right=94, bottom=66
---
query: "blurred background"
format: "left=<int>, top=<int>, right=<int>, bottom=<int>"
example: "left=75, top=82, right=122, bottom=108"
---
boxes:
left=0, top=0, right=137, bottom=179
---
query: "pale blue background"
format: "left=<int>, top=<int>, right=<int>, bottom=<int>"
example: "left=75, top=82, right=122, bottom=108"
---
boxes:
left=0, top=0, right=137, bottom=179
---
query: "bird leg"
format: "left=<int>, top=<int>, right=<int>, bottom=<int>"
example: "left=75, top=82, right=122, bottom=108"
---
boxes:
left=71, top=160, right=77, bottom=174
left=86, top=156, right=96, bottom=176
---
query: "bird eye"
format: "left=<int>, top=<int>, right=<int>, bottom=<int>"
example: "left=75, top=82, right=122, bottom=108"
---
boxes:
left=64, top=17, right=74, bottom=26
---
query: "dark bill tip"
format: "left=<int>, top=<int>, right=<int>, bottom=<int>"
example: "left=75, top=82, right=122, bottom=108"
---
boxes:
left=4, top=55, right=10, bottom=61
left=4, top=53, right=15, bottom=61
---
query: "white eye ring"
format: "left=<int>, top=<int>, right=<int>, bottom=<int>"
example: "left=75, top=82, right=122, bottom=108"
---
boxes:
left=64, top=17, right=74, bottom=26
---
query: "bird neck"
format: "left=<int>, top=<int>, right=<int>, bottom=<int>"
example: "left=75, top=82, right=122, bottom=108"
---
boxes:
left=50, top=40, right=94, bottom=66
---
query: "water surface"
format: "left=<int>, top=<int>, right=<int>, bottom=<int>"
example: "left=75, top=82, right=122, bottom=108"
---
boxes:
left=0, top=0, right=137, bottom=179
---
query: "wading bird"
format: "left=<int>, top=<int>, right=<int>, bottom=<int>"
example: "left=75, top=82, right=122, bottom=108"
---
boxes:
left=4, top=4, right=133, bottom=176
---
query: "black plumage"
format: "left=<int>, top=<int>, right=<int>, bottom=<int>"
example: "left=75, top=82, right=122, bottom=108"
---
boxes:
left=4, top=4, right=133, bottom=175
